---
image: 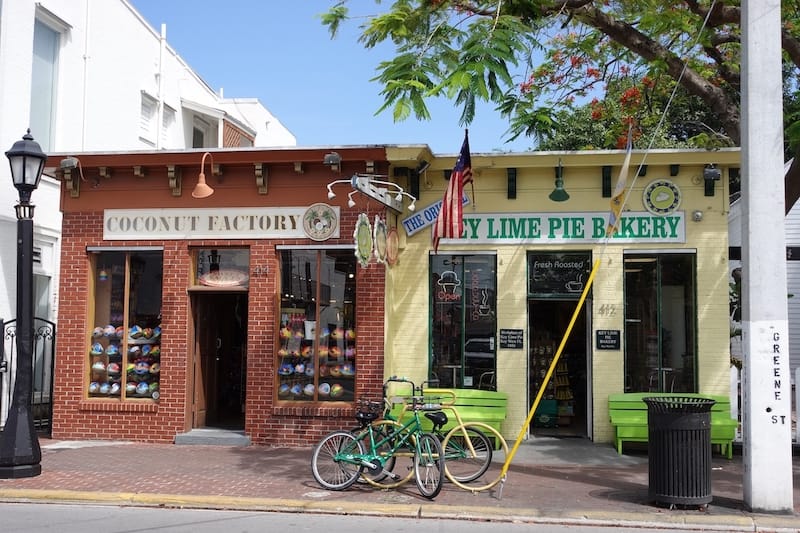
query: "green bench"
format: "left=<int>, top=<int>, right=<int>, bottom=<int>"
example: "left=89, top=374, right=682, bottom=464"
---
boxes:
left=389, top=388, right=508, bottom=448
left=608, top=392, right=738, bottom=459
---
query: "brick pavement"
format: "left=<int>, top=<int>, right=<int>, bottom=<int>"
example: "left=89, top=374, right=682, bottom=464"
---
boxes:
left=0, top=438, right=797, bottom=531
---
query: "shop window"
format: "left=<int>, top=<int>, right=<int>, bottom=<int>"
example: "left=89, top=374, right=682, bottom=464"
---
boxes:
left=430, top=255, right=497, bottom=389
left=193, top=248, right=250, bottom=289
left=88, top=251, right=163, bottom=401
left=277, top=250, right=356, bottom=402
left=624, top=253, right=697, bottom=393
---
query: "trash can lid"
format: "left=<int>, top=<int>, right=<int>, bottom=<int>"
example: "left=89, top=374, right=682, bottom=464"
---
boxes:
left=643, top=396, right=716, bottom=413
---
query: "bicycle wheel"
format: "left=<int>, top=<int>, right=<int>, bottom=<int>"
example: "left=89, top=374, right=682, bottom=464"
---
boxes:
left=311, top=430, right=364, bottom=491
left=441, top=422, right=508, bottom=493
left=359, top=420, right=415, bottom=489
left=442, top=423, right=493, bottom=483
left=414, top=432, right=444, bottom=499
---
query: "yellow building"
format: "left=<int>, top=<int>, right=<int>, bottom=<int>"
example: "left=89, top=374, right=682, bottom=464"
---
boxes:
left=384, top=147, right=739, bottom=445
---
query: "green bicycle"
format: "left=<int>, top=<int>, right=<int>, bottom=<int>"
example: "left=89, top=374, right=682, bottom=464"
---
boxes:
left=311, top=377, right=445, bottom=499
left=357, top=382, right=494, bottom=488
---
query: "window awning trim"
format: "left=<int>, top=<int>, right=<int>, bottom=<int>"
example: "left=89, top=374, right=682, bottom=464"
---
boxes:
left=86, top=246, right=164, bottom=253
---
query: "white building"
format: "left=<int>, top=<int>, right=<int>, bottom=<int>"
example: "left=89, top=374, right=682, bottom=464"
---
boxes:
left=0, top=0, right=295, bottom=421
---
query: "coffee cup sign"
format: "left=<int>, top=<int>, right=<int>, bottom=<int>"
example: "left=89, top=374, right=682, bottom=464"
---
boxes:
left=528, top=252, right=592, bottom=298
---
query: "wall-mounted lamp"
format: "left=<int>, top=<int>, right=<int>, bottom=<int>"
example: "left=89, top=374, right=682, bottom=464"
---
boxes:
left=703, top=164, right=721, bottom=196
left=670, top=164, right=680, bottom=176
left=507, top=168, right=517, bottom=199
left=637, top=165, right=648, bottom=176
left=326, top=174, right=416, bottom=212
left=549, top=160, right=569, bottom=202
left=293, top=162, right=304, bottom=174
left=323, top=152, right=341, bottom=172
left=692, top=210, right=704, bottom=222
left=192, top=152, right=215, bottom=199
left=416, top=160, right=430, bottom=174
left=601, top=165, right=612, bottom=197
left=168, top=165, right=181, bottom=196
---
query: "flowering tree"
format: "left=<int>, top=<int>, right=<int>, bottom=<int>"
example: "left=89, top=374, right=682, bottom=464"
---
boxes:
left=323, top=1, right=800, bottom=207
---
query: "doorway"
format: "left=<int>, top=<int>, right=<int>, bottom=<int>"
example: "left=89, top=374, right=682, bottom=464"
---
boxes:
left=191, top=292, right=247, bottom=429
left=529, top=299, right=589, bottom=438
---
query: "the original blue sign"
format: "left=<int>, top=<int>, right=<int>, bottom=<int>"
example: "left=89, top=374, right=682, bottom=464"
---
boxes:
left=401, top=192, right=471, bottom=236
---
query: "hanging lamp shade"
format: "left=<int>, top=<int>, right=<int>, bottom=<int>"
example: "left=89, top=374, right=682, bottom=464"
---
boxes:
left=549, top=162, right=569, bottom=202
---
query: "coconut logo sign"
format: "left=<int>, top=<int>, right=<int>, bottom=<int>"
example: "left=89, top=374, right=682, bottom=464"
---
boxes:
left=436, top=270, right=462, bottom=302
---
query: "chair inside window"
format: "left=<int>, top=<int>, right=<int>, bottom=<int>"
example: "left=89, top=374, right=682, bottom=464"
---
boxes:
left=478, top=371, right=496, bottom=391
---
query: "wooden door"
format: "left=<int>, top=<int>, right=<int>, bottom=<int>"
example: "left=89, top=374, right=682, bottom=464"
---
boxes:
left=191, top=294, right=218, bottom=428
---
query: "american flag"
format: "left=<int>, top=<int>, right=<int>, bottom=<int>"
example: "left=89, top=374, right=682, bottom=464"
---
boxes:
left=606, top=126, right=633, bottom=237
left=433, top=130, right=473, bottom=252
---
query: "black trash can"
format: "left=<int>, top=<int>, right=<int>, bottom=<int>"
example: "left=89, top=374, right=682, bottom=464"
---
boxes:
left=643, top=396, right=716, bottom=507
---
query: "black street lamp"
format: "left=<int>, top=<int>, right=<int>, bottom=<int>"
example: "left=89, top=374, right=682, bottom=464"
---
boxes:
left=0, top=130, right=46, bottom=478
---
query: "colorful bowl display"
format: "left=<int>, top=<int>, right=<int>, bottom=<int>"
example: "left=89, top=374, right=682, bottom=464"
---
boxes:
left=88, top=382, right=100, bottom=393
left=290, top=384, right=303, bottom=397
left=303, top=383, right=315, bottom=396
left=135, top=382, right=149, bottom=395
left=90, top=343, right=104, bottom=355
left=278, top=383, right=291, bottom=397
left=330, top=383, right=344, bottom=398
left=318, top=383, right=331, bottom=396
left=92, top=327, right=104, bottom=338
left=278, top=363, right=293, bottom=376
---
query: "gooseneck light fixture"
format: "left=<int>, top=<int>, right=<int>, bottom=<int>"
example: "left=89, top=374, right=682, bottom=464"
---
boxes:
left=326, top=174, right=416, bottom=212
left=549, top=159, right=570, bottom=202
left=0, top=130, right=46, bottom=479
left=192, top=152, right=216, bottom=199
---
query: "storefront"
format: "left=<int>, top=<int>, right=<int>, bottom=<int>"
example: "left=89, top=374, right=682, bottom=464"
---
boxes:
left=385, top=148, right=740, bottom=445
left=48, top=147, right=405, bottom=445
left=46, top=145, right=740, bottom=449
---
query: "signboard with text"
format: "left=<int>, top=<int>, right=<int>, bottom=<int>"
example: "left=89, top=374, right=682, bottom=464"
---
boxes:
left=404, top=210, right=685, bottom=244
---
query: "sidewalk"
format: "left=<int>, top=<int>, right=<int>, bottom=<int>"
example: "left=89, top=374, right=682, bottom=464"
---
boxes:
left=0, top=436, right=797, bottom=531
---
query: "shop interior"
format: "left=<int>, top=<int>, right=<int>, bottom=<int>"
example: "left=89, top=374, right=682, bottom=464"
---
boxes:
left=529, top=299, right=588, bottom=438
left=191, top=292, right=248, bottom=429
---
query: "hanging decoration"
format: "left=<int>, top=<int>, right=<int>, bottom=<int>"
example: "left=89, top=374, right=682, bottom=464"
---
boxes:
left=353, top=213, right=373, bottom=268
left=373, top=215, right=388, bottom=264
left=386, top=227, right=400, bottom=266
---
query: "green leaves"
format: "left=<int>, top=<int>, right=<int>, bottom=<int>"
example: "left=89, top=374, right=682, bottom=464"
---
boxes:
left=320, top=0, right=799, bottom=153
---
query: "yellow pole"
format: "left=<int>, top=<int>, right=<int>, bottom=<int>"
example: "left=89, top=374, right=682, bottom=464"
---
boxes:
left=501, top=259, right=601, bottom=477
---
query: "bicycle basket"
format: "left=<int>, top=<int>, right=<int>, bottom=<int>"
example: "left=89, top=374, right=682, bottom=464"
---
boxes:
left=355, top=398, right=382, bottom=424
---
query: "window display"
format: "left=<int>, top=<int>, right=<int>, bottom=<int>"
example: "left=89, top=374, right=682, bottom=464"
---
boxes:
left=277, top=250, right=356, bottom=402
left=430, top=255, right=497, bottom=389
left=88, top=250, right=163, bottom=401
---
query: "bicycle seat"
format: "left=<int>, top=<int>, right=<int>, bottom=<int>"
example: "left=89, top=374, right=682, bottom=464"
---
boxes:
left=425, top=411, right=448, bottom=430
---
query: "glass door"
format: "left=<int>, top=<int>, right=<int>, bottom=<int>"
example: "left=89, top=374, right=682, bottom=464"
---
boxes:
left=624, top=254, right=696, bottom=392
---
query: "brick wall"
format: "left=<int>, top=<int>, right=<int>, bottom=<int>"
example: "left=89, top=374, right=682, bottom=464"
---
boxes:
left=53, top=209, right=386, bottom=446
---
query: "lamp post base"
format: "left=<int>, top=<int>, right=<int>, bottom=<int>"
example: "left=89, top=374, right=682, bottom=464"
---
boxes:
left=0, top=463, right=42, bottom=479
left=0, top=403, right=42, bottom=479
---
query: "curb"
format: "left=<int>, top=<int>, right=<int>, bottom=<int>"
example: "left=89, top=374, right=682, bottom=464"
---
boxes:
left=1, top=489, right=798, bottom=532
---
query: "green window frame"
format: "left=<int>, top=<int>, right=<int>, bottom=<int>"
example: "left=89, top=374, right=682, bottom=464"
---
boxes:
left=430, top=254, right=497, bottom=389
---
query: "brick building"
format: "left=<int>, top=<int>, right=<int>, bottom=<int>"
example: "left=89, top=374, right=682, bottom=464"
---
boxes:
left=47, top=147, right=405, bottom=446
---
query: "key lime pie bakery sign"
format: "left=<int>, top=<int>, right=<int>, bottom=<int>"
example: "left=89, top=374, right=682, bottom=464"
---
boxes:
left=404, top=210, right=685, bottom=244
left=104, top=205, right=340, bottom=241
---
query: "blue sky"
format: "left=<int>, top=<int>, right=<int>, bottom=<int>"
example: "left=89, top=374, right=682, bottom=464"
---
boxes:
left=130, top=0, right=534, bottom=155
